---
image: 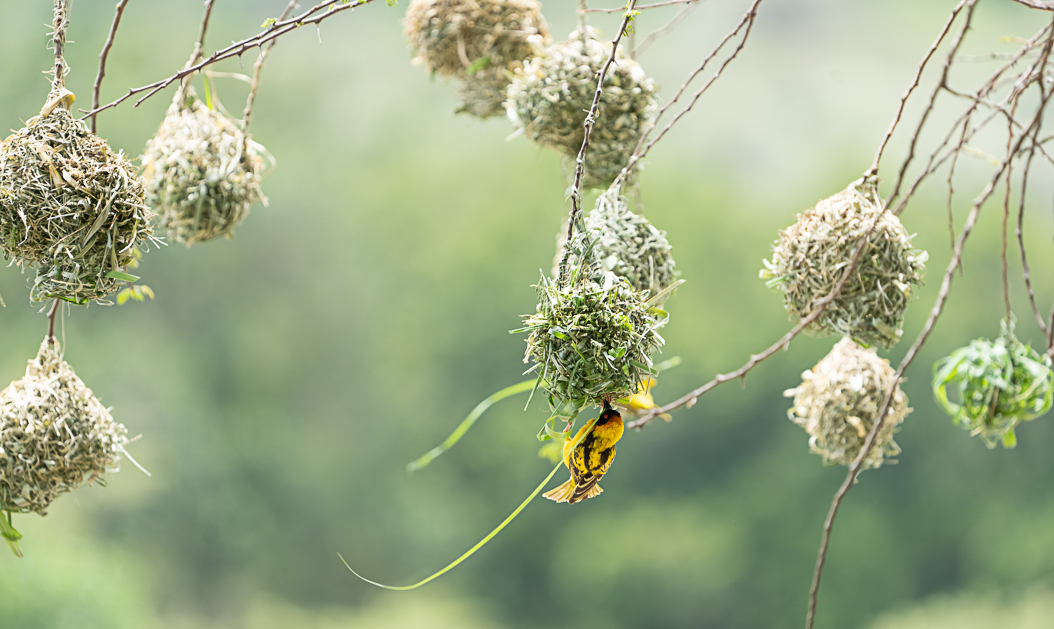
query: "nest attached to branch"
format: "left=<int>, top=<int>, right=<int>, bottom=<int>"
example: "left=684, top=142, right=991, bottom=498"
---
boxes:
left=760, top=177, right=927, bottom=349
left=507, top=27, right=657, bottom=189
left=141, top=87, right=267, bottom=246
left=0, top=338, right=127, bottom=516
left=0, top=101, right=154, bottom=303
left=785, top=337, right=911, bottom=470
left=517, top=229, right=668, bottom=414
left=404, top=0, right=550, bottom=118
left=933, top=320, right=1053, bottom=449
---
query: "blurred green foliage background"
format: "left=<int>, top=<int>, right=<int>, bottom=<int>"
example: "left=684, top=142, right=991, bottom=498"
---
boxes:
left=0, top=0, right=1053, bottom=627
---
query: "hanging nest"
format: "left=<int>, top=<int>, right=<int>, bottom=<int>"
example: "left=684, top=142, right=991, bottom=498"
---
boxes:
left=932, top=320, right=1053, bottom=448
left=404, top=0, right=550, bottom=118
left=516, top=229, right=668, bottom=414
left=785, top=337, right=911, bottom=470
left=0, top=338, right=128, bottom=516
left=0, top=94, right=155, bottom=303
left=760, top=176, right=927, bottom=349
left=507, top=27, right=658, bottom=189
left=141, top=87, right=267, bottom=246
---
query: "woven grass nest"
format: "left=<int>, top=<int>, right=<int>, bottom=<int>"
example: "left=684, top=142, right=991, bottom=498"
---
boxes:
left=404, top=0, right=550, bottom=118
left=933, top=320, right=1053, bottom=449
left=584, top=189, right=677, bottom=296
left=141, top=87, right=267, bottom=246
left=0, top=93, right=154, bottom=303
left=517, top=228, right=668, bottom=414
left=785, top=337, right=911, bottom=470
left=761, top=176, right=927, bottom=349
left=507, top=27, right=657, bottom=189
left=0, top=338, right=127, bottom=516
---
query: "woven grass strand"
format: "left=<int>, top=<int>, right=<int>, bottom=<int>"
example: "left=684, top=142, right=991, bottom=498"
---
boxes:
left=404, top=0, right=550, bottom=118
left=141, top=87, right=268, bottom=246
left=785, top=337, right=911, bottom=470
left=761, top=176, right=927, bottom=349
left=0, top=338, right=128, bottom=516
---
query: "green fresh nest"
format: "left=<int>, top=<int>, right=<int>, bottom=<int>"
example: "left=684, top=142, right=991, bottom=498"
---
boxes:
left=141, top=88, right=267, bottom=246
left=0, top=338, right=128, bottom=516
left=0, top=104, right=154, bottom=303
left=517, top=230, right=668, bottom=414
left=760, top=176, right=927, bottom=349
left=507, top=27, right=657, bottom=189
left=785, top=337, right=911, bottom=470
left=404, top=0, right=549, bottom=118
left=583, top=189, right=678, bottom=296
left=932, top=320, right=1053, bottom=448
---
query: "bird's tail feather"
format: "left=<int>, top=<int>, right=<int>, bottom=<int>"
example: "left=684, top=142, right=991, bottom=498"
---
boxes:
left=543, top=478, right=603, bottom=504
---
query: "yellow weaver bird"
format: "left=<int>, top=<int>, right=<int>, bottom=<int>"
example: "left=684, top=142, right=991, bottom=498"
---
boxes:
left=543, top=402, right=624, bottom=504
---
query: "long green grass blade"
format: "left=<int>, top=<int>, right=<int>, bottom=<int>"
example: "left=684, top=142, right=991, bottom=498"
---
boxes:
left=343, top=417, right=598, bottom=591
left=406, top=379, right=537, bottom=473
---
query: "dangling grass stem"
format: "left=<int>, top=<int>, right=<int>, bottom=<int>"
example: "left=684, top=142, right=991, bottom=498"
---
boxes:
left=407, top=379, right=537, bottom=472
left=0, top=511, right=22, bottom=558
left=344, top=416, right=601, bottom=590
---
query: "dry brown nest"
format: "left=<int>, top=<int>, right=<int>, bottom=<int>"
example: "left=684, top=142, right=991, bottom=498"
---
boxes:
left=507, top=27, right=657, bottom=189
left=404, top=0, right=550, bottom=118
left=141, top=87, right=267, bottom=246
left=785, top=337, right=911, bottom=470
left=0, top=338, right=128, bottom=516
left=761, top=176, right=926, bottom=349
left=0, top=100, right=155, bottom=303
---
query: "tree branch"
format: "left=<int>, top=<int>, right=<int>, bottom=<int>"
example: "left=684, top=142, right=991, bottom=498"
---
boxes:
left=1012, top=0, right=1054, bottom=10
left=243, top=0, right=300, bottom=133
left=91, top=0, right=132, bottom=134
left=559, top=0, right=639, bottom=277
left=79, top=0, right=379, bottom=120
left=585, top=0, right=697, bottom=13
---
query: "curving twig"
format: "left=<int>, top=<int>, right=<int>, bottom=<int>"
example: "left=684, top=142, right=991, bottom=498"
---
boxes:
left=1012, top=0, right=1054, bottom=9
left=79, top=0, right=379, bottom=120
left=585, top=0, right=697, bottom=12
left=91, top=0, right=132, bottom=133
left=243, top=0, right=300, bottom=133
left=633, top=0, right=702, bottom=56
left=617, top=0, right=762, bottom=184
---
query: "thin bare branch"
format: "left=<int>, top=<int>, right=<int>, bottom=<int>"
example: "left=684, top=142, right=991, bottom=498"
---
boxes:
left=884, top=0, right=978, bottom=214
left=1017, top=140, right=1047, bottom=335
left=633, top=0, right=702, bottom=56
left=869, top=0, right=972, bottom=175
left=563, top=1, right=639, bottom=256
left=91, top=0, right=132, bottom=134
left=616, top=0, right=762, bottom=184
left=585, top=0, right=697, bottom=12
left=243, top=0, right=300, bottom=133
left=1012, top=0, right=1054, bottom=9
left=79, top=0, right=379, bottom=120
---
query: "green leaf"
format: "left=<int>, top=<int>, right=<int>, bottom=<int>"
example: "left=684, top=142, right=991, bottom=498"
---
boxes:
left=105, top=271, right=140, bottom=282
left=466, top=56, right=491, bottom=75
